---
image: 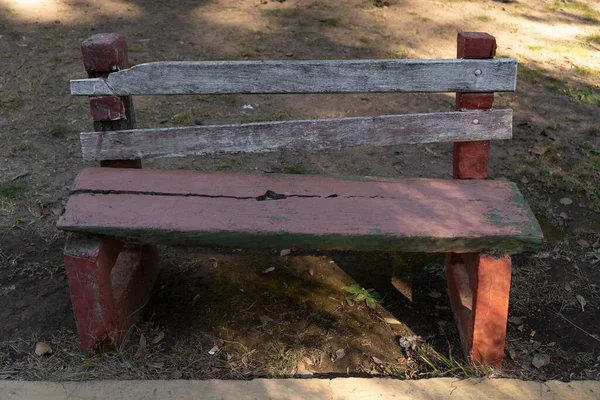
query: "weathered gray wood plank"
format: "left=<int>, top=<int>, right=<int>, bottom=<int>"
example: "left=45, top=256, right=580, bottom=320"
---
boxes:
left=70, top=59, right=518, bottom=95
left=80, top=109, right=512, bottom=161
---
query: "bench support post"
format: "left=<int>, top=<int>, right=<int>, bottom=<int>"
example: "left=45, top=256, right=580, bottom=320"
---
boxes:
left=64, top=33, right=160, bottom=352
left=64, top=235, right=160, bottom=353
left=446, top=32, right=510, bottom=367
left=445, top=253, right=511, bottom=367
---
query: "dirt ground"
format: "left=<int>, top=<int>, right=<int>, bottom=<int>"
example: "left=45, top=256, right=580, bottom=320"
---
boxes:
left=0, top=0, right=599, bottom=382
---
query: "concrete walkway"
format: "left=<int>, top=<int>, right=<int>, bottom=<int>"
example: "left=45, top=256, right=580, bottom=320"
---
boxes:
left=1, top=378, right=599, bottom=399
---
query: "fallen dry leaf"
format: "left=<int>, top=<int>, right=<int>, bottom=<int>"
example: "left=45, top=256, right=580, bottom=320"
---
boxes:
left=576, top=294, right=587, bottom=312
left=577, top=239, right=590, bottom=249
left=208, top=345, right=220, bottom=355
left=35, top=342, right=52, bottom=356
left=559, top=197, right=573, bottom=206
left=262, top=267, right=275, bottom=274
left=280, top=249, right=291, bottom=256
left=564, top=282, right=572, bottom=291
left=383, top=317, right=402, bottom=325
left=134, top=334, right=147, bottom=359
left=532, top=354, right=550, bottom=369
left=372, top=356, right=384, bottom=365
left=308, top=268, right=314, bottom=276
left=508, top=348, right=517, bottom=360
left=528, top=146, right=548, bottom=156
left=151, top=331, right=165, bottom=345
left=147, top=361, right=164, bottom=369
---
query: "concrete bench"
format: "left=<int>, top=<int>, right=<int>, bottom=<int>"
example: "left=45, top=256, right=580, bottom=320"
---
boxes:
left=58, top=32, right=542, bottom=367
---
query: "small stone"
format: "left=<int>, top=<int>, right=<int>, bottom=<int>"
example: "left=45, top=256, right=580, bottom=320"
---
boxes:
left=208, top=345, right=220, bottom=355
left=520, top=177, right=529, bottom=184
left=559, top=197, right=573, bottom=206
left=559, top=212, right=570, bottom=220
left=171, top=370, right=183, bottom=379
left=428, top=290, right=442, bottom=299
left=564, top=282, right=572, bottom=291
left=35, top=342, right=52, bottom=356
left=335, top=348, right=346, bottom=360
left=262, top=267, right=275, bottom=274
left=286, top=52, right=293, bottom=57
left=280, top=249, right=291, bottom=256
left=308, top=268, right=314, bottom=276
left=508, top=316, right=523, bottom=325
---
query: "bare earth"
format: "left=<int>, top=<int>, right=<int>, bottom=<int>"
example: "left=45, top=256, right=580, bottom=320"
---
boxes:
left=0, top=0, right=599, bottom=382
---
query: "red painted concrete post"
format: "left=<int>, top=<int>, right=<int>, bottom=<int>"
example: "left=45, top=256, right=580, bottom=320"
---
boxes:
left=64, top=34, right=160, bottom=352
left=454, top=32, right=496, bottom=179
left=445, top=33, right=511, bottom=367
left=64, top=235, right=124, bottom=353
left=81, top=33, right=140, bottom=168
left=445, top=252, right=511, bottom=367
left=463, top=253, right=511, bottom=367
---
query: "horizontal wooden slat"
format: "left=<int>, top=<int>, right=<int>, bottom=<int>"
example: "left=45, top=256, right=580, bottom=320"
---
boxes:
left=57, top=169, right=543, bottom=253
left=70, top=59, right=518, bottom=96
left=80, top=109, right=512, bottom=161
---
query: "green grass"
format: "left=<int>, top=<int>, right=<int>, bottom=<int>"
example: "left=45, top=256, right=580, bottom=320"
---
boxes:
left=584, top=35, right=600, bottom=45
left=517, top=64, right=564, bottom=92
left=47, top=124, right=69, bottom=138
left=359, top=36, right=370, bottom=44
left=549, top=1, right=599, bottom=22
left=568, top=88, right=600, bottom=104
left=280, top=165, right=310, bottom=174
left=527, top=44, right=544, bottom=51
left=574, top=66, right=599, bottom=77
left=242, top=110, right=291, bottom=123
left=0, top=181, right=26, bottom=198
left=320, top=17, right=342, bottom=27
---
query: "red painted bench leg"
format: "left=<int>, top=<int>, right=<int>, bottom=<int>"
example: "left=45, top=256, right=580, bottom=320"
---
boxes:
left=445, top=252, right=511, bottom=367
left=64, top=234, right=160, bottom=353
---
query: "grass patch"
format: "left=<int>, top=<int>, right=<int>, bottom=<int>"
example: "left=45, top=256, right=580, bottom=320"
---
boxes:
left=359, top=36, right=370, bottom=44
left=11, top=142, right=34, bottom=154
left=527, top=44, right=544, bottom=51
left=549, top=1, right=599, bottom=22
left=475, top=15, right=492, bottom=22
left=584, top=34, right=600, bottom=45
left=320, top=17, right=342, bottom=27
left=517, top=64, right=564, bottom=92
left=574, top=66, right=599, bottom=77
left=242, top=110, right=291, bottom=123
left=268, top=341, right=303, bottom=376
left=47, top=124, right=69, bottom=138
left=0, top=181, right=26, bottom=198
left=568, top=88, right=600, bottom=104
left=280, top=165, right=310, bottom=174
left=385, top=49, right=409, bottom=59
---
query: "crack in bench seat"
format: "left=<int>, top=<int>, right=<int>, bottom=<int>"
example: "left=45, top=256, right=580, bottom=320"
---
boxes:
left=57, top=168, right=543, bottom=253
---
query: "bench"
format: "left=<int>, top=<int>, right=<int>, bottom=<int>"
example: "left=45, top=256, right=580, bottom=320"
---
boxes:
left=58, top=32, right=543, bottom=367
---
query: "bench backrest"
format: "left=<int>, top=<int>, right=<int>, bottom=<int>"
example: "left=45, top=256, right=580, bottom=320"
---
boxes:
left=71, top=32, right=517, bottom=178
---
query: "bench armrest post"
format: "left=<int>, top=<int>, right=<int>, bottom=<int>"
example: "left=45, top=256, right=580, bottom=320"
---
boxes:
left=453, top=32, right=496, bottom=180
left=81, top=33, right=140, bottom=168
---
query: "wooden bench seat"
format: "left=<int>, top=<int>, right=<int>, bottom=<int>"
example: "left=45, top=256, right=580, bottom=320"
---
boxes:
left=58, top=168, right=542, bottom=253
